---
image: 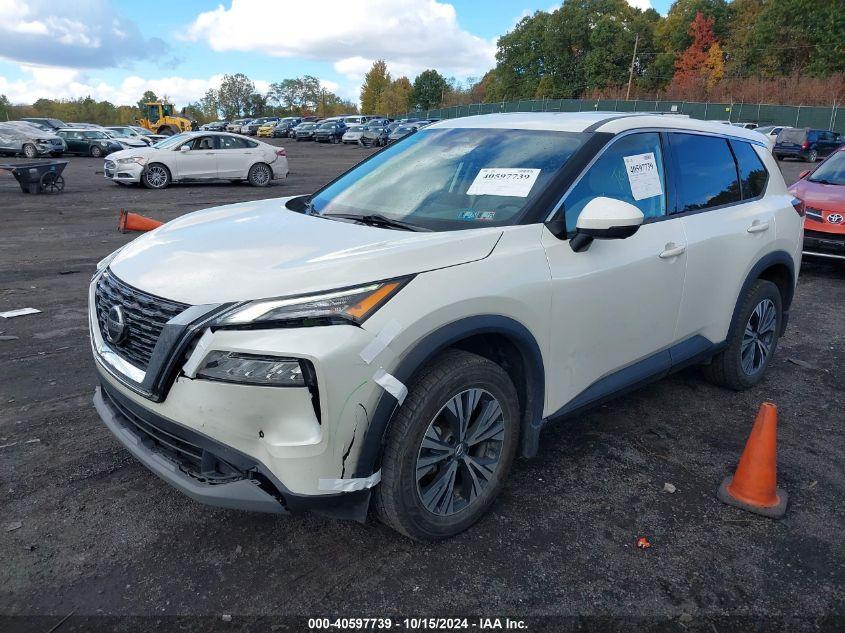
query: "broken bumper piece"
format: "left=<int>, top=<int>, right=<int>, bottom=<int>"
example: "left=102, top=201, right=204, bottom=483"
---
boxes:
left=93, top=383, right=372, bottom=520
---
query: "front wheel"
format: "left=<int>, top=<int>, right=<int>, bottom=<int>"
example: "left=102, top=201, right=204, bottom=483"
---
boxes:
left=375, top=349, right=520, bottom=540
left=90, top=145, right=103, bottom=158
left=703, top=279, right=783, bottom=390
left=142, top=163, right=171, bottom=189
left=22, top=143, right=37, bottom=158
left=247, top=162, right=272, bottom=187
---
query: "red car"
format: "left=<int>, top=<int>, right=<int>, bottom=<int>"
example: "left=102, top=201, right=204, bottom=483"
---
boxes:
left=788, top=148, right=845, bottom=261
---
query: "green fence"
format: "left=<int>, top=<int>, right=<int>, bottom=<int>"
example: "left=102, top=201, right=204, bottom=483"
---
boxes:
left=400, top=99, right=843, bottom=133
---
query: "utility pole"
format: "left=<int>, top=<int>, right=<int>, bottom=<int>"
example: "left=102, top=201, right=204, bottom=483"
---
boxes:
left=626, top=32, right=639, bottom=101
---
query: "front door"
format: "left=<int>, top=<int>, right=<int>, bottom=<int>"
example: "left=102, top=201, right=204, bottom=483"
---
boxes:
left=173, top=136, right=218, bottom=179
left=542, top=131, right=687, bottom=415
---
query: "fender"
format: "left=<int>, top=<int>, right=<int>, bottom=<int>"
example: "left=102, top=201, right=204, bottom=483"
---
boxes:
left=728, top=250, right=796, bottom=338
left=352, top=315, right=546, bottom=478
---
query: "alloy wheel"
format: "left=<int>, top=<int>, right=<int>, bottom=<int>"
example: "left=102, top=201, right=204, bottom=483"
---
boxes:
left=251, top=164, right=271, bottom=185
left=145, top=165, right=168, bottom=188
left=741, top=298, right=777, bottom=375
left=415, top=388, right=506, bottom=517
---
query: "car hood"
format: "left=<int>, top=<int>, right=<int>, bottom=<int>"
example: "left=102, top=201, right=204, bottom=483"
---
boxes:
left=108, top=197, right=503, bottom=305
left=789, top=179, right=845, bottom=211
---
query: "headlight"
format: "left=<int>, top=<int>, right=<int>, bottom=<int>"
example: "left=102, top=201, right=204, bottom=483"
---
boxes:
left=116, top=156, right=147, bottom=165
left=216, top=278, right=410, bottom=326
left=196, top=351, right=306, bottom=387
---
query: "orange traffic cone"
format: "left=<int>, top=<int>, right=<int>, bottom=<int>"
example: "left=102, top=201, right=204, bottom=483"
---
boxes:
left=118, top=209, right=163, bottom=233
left=718, top=402, right=788, bottom=518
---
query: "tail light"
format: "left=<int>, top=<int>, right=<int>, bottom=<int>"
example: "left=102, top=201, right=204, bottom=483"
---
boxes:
left=791, top=197, right=805, bottom=217
left=276, top=148, right=286, bottom=157
left=802, top=140, right=810, bottom=150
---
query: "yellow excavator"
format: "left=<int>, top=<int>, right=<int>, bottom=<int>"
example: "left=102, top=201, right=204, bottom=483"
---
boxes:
left=136, top=101, right=197, bottom=136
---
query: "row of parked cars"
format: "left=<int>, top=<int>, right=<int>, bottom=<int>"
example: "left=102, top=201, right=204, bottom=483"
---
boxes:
left=200, top=115, right=439, bottom=146
left=0, top=117, right=168, bottom=158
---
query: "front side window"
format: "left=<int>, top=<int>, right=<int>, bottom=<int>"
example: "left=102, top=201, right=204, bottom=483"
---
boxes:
left=730, top=140, right=768, bottom=199
left=564, top=132, right=666, bottom=232
left=670, top=133, right=741, bottom=212
left=312, top=127, right=588, bottom=231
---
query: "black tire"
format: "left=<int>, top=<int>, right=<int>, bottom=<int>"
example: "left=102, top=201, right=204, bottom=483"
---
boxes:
left=22, top=143, right=37, bottom=159
left=375, top=349, right=520, bottom=540
left=808, top=149, right=818, bottom=162
left=90, top=145, right=103, bottom=158
left=703, top=279, right=783, bottom=390
left=247, top=162, right=272, bottom=187
left=142, top=163, right=171, bottom=189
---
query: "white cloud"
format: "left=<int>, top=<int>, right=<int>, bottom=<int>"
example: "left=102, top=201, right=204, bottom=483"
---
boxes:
left=0, top=66, right=227, bottom=106
left=0, top=0, right=166, bottom=68
left=626, top=0, right=653, bottom=10
left=186, top=0, right=495, bottom=81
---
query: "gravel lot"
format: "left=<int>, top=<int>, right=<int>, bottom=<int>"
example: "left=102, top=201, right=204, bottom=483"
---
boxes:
left=1, top=141, right=843, bottom=631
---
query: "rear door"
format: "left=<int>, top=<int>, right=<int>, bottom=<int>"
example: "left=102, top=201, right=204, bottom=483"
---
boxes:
left=670, top=132, right=775, bottom=348
left=542, top=131, right=688, bottom=414
left=216, top=134, right=254, bottom=178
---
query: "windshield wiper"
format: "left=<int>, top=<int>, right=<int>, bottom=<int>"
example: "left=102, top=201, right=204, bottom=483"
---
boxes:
left=809, top=178, right=834, bottom=185
left=322, top=212, right=431, bottom=232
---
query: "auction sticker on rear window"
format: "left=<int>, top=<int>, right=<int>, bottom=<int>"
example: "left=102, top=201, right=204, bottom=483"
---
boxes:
left=467, top=168, right=541, bottom=197
left=622, top=153, right=662, bottom=200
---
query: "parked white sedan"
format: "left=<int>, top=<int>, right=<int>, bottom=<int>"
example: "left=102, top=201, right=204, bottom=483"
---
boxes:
left=103, top=131, right=289, bottom=189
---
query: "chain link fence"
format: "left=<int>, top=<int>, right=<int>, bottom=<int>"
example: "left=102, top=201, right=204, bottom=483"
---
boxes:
left=399, top=99, right=843, bottom=133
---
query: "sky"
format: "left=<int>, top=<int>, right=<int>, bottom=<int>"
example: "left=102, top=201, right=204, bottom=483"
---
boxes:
left=0, top=0, right=672, bottom=108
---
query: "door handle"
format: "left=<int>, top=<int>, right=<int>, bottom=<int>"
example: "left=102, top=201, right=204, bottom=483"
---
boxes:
left=747, top=220, right=770, bottom=233
left=659, top=242, right=686, bottom=259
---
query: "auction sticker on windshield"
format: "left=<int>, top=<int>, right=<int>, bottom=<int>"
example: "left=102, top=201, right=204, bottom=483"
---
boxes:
left=467, top=168, right=541, bottom=197
left=622, top=153, right=662, bottom=200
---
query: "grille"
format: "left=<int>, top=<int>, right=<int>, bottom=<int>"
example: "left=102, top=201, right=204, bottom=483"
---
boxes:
left=95, top=270, right=189, bottom=372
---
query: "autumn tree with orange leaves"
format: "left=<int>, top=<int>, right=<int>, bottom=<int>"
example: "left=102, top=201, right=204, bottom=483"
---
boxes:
left=670, top=11, right=725, bottom=100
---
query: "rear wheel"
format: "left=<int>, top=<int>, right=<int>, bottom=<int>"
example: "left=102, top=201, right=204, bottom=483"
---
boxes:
left=22, top=143, right=37, bottom=159
left=375, top=349, right=520, bottom=540
left=247, top=162, right=272, bottom=187
left=703, top=280, right=782, bottom=390
left=142, top=163, right=171, bottom=189
left=808, top=149, right=818, bottom=162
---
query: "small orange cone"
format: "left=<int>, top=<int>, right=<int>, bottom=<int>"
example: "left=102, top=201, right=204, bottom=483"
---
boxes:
left=718, top=402, right=788, bottom=518
left=118, top=209, right=163, bottom=233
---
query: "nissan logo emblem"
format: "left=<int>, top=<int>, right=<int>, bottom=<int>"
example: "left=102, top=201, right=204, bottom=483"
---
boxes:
left=827, top=213, right=844, bottom=225
left=105, top=305, right=128, bottom=345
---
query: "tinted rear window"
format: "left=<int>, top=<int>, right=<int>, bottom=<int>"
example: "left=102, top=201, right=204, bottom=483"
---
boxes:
left=730, top=140, right=768, bottom=199
left=670, top=133, right=741, bottom=212
left=777, top=128, right=805, bottom=143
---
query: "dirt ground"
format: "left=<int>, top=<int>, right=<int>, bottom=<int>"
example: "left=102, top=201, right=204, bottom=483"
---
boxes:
left=0, top=140, right=843, bottom=632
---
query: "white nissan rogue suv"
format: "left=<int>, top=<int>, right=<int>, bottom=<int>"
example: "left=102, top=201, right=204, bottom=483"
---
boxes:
left=90, top=113, right=803, bottom=540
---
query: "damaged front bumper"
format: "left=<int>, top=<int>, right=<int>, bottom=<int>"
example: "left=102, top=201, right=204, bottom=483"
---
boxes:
left=93, top=383, right=374, bottom=519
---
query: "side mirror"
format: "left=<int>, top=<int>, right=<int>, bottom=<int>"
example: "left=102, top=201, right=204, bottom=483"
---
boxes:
left=798, top=170, right=810, bottom=179
left=568, top=197, right=644, bottom=252
left=179, top=145, right=190, bottom=152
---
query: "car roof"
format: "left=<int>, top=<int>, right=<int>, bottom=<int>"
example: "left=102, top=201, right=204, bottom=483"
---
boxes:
left=428, top=112, right=770, bottom=144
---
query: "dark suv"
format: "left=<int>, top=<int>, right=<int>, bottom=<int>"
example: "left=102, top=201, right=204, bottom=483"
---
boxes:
left=775, top=128, right=843, bottom=162
left=313, top=121, right=347, bottom=143
left=56, top=129, right=123, bottom=157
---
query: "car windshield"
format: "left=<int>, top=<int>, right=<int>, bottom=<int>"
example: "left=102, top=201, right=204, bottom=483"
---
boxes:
left=347, top=126, right=362, bottom=132
left=393, top=127, right=413, bottom=134
left=311, top=127, right=588, bottom=231
left=808, top=152, right=845, bottom=186
left=319, top=122, right=336, bottom=129
left=153, top=133, right=192, bottom=149
left=300, top=124, right=315, bottom=130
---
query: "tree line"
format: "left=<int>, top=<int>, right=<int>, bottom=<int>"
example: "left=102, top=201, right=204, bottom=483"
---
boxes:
left=480, top=0, right=844, bottom=106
